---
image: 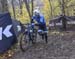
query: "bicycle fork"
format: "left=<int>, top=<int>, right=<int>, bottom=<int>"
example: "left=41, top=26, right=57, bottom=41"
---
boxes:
left=28, top=33, right=35, bottom=44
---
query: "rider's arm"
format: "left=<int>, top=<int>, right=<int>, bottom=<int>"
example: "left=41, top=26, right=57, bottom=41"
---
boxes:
left=31, top=19, right=34, bottom=23
left=31, top=16, right=35, bottom=27
left=32, top=16, right=37, bottom=24
left=31, top=16, right=35, bottom=23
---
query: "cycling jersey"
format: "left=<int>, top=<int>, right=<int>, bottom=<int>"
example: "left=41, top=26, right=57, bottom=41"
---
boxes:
left=32, top=14, right=46, bottom=25
left=32, top=14, right=47, bottom=31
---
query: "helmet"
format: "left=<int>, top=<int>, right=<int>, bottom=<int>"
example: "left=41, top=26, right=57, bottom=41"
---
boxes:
left=35, top=7, right=40, bottom=10
left=33, top=9, right=40, bottom=15
left=33, top=7, right=40, bottom=16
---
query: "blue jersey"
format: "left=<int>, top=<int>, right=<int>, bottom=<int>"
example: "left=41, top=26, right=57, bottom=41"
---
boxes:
left=32, top=14, right=46, bottom=25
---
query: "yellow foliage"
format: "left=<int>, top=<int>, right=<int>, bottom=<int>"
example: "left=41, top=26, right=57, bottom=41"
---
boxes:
left=41, top=0, right=61, bottom=25
left=9, top=3, right=30, bottom=24
left=9, top=0, right=75, bottom=25
left=41, top=0, right=50, bottom=25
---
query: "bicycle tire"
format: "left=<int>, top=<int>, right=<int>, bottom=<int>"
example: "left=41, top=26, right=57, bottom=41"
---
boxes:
left=20, top=30, right=37, bottom=52
left=20, top=33, right=31, bottom=52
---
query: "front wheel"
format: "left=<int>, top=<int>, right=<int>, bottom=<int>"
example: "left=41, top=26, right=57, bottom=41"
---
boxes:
left=20, top=33, right=31, bottom=52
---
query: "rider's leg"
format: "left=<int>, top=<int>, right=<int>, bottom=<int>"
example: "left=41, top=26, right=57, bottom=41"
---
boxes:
left=38, top=24, right=44, bottom=39
left=41, top=33, right=44, bottom=40
left=43, top=25, right=48, bottom=43
left=44, top=32, right=48, bottom=43
left=39, top=24, right=48, bottom=43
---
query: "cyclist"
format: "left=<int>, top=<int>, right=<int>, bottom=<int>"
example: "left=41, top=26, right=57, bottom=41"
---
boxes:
left=31, top=9, right=48, bottom=43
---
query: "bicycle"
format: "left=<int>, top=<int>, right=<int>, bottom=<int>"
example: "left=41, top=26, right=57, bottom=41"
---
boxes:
left=20, top=23, right=48, bottom=52
left=20, top=23, right=37, bottom=51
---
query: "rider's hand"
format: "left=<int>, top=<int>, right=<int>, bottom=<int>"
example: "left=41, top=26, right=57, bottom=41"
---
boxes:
left=31, top=23, right=35, bottom=26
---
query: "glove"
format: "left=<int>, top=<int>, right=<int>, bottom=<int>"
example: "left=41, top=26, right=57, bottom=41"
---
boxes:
left=31, top=23, right=35, bottom=26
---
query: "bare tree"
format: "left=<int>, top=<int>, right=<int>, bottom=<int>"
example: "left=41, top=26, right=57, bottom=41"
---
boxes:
left=31, top=0, right=34, bottom=16
left=48, top=0, right=53, bottom=19
left=65, top=0, right=69, bottom=16
left=19, top=0, right=23, bottom=14
left=59, top=0, right=67, bottom=30
left=11, top=0, right=16, bottom=19
left=23, top=0, right=31, bottom=19
left=23, top=0, right=34, bottom=22
left=0, top=0, right=8, bottom=13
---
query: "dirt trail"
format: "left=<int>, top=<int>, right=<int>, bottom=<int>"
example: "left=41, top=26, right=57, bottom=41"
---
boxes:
left=10, top=31, right=75, bottom=59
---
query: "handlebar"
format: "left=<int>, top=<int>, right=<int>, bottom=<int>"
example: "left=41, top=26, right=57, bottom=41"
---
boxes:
left=31, top=23, right=39, bottom=26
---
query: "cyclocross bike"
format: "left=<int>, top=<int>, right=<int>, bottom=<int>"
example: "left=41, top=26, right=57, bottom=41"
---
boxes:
left=20, top=23, right=48, bottom=52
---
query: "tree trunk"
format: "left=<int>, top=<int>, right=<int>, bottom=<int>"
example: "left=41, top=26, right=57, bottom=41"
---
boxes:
left=19, top=0, right=22, bottom=14
left=23, top=0, right=31, bottom=20
left=31, top=0, right=34, bottom=16
left=11, top=0, right=16, bottom=19
left=61, top=0, right=67, bottom=31
left=0, top=0, right=8, bottom=13
left=65, top=0, right=69, bottom=16
left=23, top=0, right=34, bottom=22
left=49, top=0, right=53, bottom=19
